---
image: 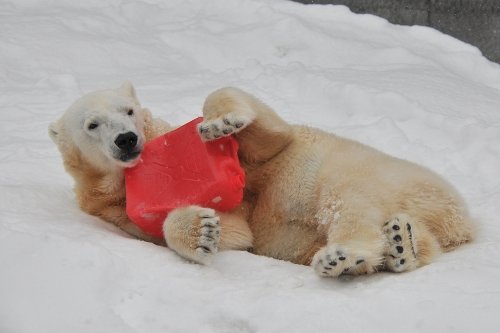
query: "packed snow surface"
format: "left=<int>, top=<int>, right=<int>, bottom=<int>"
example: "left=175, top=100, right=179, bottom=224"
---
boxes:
left=1, top=0, right=500, bottom=332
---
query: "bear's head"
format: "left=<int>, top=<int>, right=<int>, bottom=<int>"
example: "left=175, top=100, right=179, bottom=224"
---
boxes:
left=49, top=81, right=148, bottom=172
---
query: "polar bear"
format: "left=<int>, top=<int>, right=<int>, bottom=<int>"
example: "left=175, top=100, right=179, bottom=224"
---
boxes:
left=50, top=82, right=474, bottom=277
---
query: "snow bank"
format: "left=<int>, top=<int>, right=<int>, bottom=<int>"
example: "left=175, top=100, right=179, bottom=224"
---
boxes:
left=1, top=0, right=499, bottom=332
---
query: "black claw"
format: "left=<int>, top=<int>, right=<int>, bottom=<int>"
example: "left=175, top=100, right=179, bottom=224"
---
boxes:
left=356, top=259, right=365, bottom=265
left=324, top=266, right=332, bottom=270
left=343, top=268, right=350, bottom=273
left=213, top=134, right=221, bottom=139
left=199, top=126, right=208, bottom=133
left=222, top=128, right=233, bottom=134
left=223, top=118, right=231, bottom=125
left=339, top=256, right=346, bottom=261
left=393, top=235, right=402, bottom=242
left=392, top=225, right=400, bottom=231
left=234, top=122, right=244, bottom=128
left=328, top=261, right=337, bottom=266
left=400, top=259, right=406, bottom=265
left=199, top=246, right=211, bottom=253
left=396, top=246, right=404, bottom=253
left=406, top=223, right=412, bottom=231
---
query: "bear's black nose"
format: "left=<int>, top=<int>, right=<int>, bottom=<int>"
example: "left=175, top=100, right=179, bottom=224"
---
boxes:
left=115, top=132, right=138, bottom=150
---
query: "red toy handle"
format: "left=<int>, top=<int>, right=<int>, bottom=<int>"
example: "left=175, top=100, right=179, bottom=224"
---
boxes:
left=125, top=117, right=245, bottom=238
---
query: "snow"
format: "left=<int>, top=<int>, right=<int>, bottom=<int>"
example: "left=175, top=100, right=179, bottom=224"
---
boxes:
left=1, top=0, right=500, bottom=332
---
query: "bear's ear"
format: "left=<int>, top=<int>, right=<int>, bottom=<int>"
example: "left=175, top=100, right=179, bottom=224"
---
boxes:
left=48, top=120, right=61, bottom=144
left=118, top=81, right=137, bottom=99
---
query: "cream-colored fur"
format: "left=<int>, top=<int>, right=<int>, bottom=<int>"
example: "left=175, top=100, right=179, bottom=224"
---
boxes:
left=198, top=87, right=474, bottom=277
left=49, top=82, right=253, bottom=264
left=50, top=83, right=474, bottom=277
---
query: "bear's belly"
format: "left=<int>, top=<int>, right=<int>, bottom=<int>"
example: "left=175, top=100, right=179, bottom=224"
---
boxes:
left=246, top=151, right=328, bottom=265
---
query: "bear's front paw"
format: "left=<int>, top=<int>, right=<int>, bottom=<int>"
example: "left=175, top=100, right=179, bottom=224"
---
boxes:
left=198, top=113, right=253, bottom=141
left=199, top=87, right=257, bottom=141
left=163, top=206, right=221, bottom=264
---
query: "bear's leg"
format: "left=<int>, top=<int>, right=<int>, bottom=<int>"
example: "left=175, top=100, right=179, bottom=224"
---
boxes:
left=163, top=206, right=221, bottom=264
left=198, top=87, right=293, bottom=164
left=217, top=206, right=254, bottom=252
left=383, top=214, right=441, bottom=273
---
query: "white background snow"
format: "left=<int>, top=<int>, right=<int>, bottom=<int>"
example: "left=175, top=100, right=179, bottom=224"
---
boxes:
left=1, top=0, right=500, bottom=332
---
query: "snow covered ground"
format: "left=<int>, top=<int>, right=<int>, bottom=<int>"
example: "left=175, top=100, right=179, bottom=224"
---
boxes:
left=1, top=0, right=500, bottom=332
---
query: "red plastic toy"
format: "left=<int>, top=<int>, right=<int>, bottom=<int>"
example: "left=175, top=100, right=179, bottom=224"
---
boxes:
left=125, top=117, right=245, bottom=238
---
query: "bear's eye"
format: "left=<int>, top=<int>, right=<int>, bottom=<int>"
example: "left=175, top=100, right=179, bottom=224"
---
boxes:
left=127, top=109, right=134, bottom=116
left=88, top=123, right=99, bottom=130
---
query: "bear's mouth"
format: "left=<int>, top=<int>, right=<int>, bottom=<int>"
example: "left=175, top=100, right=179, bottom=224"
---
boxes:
left=117, top=150, right=142, bottom=163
